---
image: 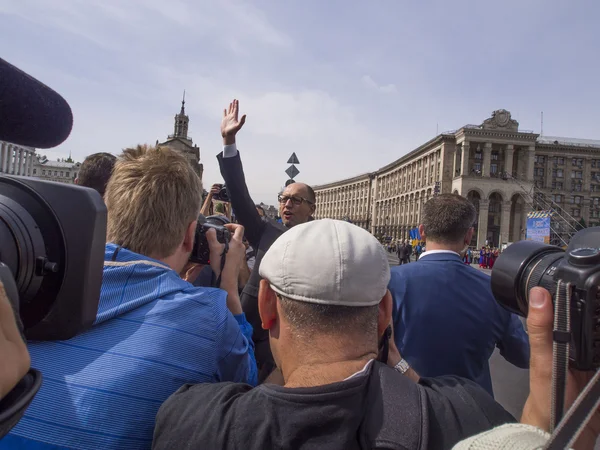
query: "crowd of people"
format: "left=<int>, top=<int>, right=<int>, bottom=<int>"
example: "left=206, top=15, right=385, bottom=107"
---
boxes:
left=2, top=59, right=600, bottom=449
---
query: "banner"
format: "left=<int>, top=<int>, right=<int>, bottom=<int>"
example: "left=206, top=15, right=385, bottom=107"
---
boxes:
left=526, top=212, right=551, bottom=244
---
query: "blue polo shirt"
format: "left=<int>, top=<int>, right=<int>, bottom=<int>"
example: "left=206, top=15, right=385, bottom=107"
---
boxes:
left=3, top=244, right=257, bottom=449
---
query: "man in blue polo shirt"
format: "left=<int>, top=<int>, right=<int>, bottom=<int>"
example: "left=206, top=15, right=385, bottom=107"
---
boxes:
left=388, top=194, right=529, bottom=397
left=3, top=145, right=257, bottom=449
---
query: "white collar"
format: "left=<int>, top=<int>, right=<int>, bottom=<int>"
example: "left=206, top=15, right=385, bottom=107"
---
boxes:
left=419, top=249, right=460, bottom=258
left=344, top=359, right=374, bottom=381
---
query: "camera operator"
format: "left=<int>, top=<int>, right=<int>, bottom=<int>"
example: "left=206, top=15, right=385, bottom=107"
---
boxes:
left=454, top=287, right=600, bottom=449
left=3, top=145, right=257, bottom=449
left=218, top=99, right=316, bottom=382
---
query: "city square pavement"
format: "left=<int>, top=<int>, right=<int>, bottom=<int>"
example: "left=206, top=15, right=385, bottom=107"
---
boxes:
left=387, top=253, right=529, bottom=419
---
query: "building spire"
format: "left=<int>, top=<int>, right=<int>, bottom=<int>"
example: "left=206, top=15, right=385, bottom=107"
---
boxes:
left=172, top=91, right=190, bottom=139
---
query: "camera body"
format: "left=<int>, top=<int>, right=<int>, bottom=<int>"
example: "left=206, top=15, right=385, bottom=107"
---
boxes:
left=212, top=184, right=229, bottom=202
left=189, top=215, right=231, bottom=265
left=492, top=227, right=600, bottom=370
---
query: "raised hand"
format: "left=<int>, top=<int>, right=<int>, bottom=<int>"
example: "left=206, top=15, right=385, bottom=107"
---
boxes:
left=221, top=99, right=246, bottom=143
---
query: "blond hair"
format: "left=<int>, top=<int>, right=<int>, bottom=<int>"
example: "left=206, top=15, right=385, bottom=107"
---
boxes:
left=105, top=144, right=202, bottom=258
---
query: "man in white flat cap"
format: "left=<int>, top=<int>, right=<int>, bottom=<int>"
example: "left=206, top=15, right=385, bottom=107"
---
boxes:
left=153, top=220, right=516, bottom=450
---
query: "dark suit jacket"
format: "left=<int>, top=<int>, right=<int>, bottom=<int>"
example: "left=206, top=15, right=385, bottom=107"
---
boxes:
left=217, top=151, right=286, bottom=382
left=388, top=251, right=530, bottom=396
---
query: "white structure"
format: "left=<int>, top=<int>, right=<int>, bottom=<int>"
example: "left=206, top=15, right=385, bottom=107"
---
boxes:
left=32, top=158, right=81, bottom=184
left=0, top=141, right=36, bottom=176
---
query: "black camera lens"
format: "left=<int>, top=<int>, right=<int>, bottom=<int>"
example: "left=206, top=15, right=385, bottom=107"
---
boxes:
left=491, top=240, right=564, bottom=317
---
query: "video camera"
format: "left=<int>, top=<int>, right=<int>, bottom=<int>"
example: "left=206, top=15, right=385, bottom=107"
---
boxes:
left=0, top=175, right=106, bottom=436
left=491, top=226, right=600, bottom=371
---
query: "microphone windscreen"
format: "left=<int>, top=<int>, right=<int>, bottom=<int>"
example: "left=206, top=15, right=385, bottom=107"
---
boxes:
left=0, top=58, right=73, bottom=149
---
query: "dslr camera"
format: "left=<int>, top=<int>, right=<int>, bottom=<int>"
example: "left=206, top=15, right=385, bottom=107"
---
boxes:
left=491, top=226, right=600, bottom=371
left=189, top=215, right=231, bottom=265
left=212, top=184, right=229, bottom=202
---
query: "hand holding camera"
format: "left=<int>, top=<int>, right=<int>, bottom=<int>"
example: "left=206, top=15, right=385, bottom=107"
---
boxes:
left=0, top=281, right=30, bottom=400
left=206, top=224, right=246, bottom=315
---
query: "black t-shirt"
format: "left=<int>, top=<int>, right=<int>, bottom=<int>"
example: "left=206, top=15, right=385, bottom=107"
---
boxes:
left=153, top=361, right=515, bottom=450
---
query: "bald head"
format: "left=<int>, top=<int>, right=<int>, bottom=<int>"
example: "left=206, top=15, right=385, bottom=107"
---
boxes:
left=278, top=182, right=316, bottom=228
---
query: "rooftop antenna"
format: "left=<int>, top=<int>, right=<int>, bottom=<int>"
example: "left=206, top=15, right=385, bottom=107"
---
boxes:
left=541, top=111, right=544, bottom=136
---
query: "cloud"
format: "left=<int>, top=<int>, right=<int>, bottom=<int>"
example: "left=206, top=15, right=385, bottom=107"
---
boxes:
left=361, top=75, right=398, bottom=94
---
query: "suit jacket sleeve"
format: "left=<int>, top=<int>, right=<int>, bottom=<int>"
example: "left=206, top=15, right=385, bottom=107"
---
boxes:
left=496, top=312, right=530, bottom=369
left=217, top=150, right=266, bottom=249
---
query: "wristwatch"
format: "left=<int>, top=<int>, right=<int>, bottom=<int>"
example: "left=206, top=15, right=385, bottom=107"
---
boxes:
left=394, top=359, right=410, bottom=375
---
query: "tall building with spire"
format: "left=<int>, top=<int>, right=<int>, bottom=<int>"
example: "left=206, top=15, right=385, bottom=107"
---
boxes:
left=157, top=91, right=203, bottom=177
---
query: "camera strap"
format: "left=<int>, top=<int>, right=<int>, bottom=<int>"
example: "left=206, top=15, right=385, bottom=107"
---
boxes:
left=214, top=241, right=229, bottom=289
left=544, top=280, right=600, bottom=449
left=550, top=280, right=571, bottom=430
left=544, top=368, right=600, bottom=449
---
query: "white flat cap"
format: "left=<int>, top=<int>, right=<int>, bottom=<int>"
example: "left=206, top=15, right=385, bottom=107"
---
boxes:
left=259, top=219, right=390, bottom=306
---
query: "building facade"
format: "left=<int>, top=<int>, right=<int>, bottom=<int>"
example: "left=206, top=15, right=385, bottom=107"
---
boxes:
left=314, top=109, right=600, bottom=248
left=32, top=157, right=81, bottom=184
left=157, top=94, right=203, bottom=178
left=0, top=141, right=36, bottom=176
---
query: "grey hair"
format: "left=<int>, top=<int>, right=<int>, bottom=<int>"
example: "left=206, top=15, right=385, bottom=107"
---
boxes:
left=422, top=194, right=476, bottom=244
left=278, top=295, right=378, bottom=337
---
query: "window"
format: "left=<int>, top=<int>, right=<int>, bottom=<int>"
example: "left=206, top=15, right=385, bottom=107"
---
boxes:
left=473, top=162, right=482, bottom=172
left=42, top=170, right=46, bottom=175
left=535, top=155, right=546, bottom=164
left=534, top=168, right=544, bottom=177
left=491, top=152, right=499, bottom=161
left=33, top=169, right=37, bottom=175
left=593, top=185, right=600, bottom=192
left=572, top=183, right=582, bottom=192
left=60, top=171, right=64, bottom=177
left=575, top=196, right=582, bottom=204
left=552, top=194, right=562, bottom=203
left=67, top=171, right=70, bottom=177
left=571, top=171, right=583, bottom=179
left=474, top=151, right=482, bottom=160
left=552, top=169, right=564, bottom=178
left=54, top=171, right=57, bottom=176
left=592, top=210, right=600, bottom=219
left=554, top=157, right=565, bottom=165
left=593, top=197, right=600, bottom=206
left=552, top=181, right=563, bottom=189
left=592, top=159, right=598, bottom=168
left=572, top=209, right=581, bottom=217
left=490, top=163, right=498, bottom=174
left=592, top=172, right=600, bottom=182
left=572, top=158, right=583, bottom=166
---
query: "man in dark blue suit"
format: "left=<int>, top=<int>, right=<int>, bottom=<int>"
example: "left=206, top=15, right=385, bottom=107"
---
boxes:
left=388, top=194, right=529, bottom=397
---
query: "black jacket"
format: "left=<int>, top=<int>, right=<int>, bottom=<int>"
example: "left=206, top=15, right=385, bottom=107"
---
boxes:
left=217, top=151, right=286, bottom=382
left=153, top=361, right=515, bottom=450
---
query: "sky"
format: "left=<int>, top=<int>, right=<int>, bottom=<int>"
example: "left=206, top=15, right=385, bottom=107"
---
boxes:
left=1, top=0, right=599, bottom=204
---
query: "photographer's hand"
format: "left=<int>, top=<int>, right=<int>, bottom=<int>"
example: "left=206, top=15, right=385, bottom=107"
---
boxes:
left=221, top=99, right=246, bottom=146
left=521, top=287, right=600, bottom=448
left=0, top=282, right=30, bottom=399
left=206, top=225, right=246, bottom=315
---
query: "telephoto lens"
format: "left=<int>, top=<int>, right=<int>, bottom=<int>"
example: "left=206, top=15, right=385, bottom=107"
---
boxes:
left=491, top=240, right=564, bottom=317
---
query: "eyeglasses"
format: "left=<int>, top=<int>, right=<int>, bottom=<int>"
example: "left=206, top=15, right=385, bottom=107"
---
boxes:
left=278, top=194, right=314, bottom=206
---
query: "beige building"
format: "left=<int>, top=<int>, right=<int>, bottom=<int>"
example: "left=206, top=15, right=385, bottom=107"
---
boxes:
left=0, top=141, right=36, bottom=176
left=32, top=157, right=81, bottom=184
left=314, top=109, right=600, bottom=248
left=157, top=94, right=203, bottom=178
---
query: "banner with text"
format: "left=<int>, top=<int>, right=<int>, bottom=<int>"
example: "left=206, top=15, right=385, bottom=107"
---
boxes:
left=526, top=212, right=551, bottom=244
